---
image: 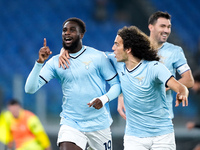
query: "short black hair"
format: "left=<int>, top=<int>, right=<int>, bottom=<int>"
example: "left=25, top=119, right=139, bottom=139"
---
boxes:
left=63, top=17, right=86, bottom=34
left=7, top=99, right=21, bottom=106
left=148, top=11, right=171, bottom=25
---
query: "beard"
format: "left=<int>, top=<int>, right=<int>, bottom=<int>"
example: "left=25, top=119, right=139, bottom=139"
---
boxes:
left=62, top=36, right=80, bottom=53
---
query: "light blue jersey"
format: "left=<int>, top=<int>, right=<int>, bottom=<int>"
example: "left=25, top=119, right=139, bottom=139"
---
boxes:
left=158, top=42, right=190, bottom=118
left=108, top=53, right=174, bottom=137
left=25, top=46, right=121, bottom=132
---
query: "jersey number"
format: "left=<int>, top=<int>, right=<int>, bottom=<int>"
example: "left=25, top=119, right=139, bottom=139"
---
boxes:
left=104, top=140, right=111, bottom=150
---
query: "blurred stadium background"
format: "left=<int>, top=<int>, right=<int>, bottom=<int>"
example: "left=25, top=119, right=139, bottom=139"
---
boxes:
left=0, top=0, right=200, bottom=149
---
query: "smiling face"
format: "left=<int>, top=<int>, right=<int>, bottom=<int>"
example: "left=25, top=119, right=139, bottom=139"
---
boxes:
left=62, top=21, right=83, bottom=53
left=112, top=35, right=128, bottom=62
left=149, top=17, right=171, bottom=45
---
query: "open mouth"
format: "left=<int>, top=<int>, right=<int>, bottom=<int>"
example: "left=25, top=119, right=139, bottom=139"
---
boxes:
left=64, top=37, right=72, bottom=44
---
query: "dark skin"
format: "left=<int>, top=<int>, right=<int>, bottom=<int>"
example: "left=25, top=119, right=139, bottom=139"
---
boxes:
left=87, top=98, right=103, bottom=109
left=59, top=142, right=82, bottom=150
left=37, top=21, right=104, bottom=150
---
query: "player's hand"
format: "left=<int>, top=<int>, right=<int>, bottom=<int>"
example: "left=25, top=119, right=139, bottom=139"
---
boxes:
left=117, top=94, right=126, bottom=120
left=37, top=38, right=52, bottom=63
left=59, top=48, right=70, bottom=69
left=88, top=95, right=109, bottom=110
left=175, top=92, right=188, bottom=107
left=88, top=98, right=103, bottom=109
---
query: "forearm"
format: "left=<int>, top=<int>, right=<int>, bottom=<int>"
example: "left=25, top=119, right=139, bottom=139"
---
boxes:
left=25, top=62, right=46, bottom=94
left=168, top=77, right=188, bottom=94
left=178, top=77, right=194, bottom=88
left=106, top=83, right=121, bottom=101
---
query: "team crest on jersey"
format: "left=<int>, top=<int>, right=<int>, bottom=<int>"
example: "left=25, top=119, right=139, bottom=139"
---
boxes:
left=159, top=56, right=166, bottom=64
left=82, top=61, right=92, bottom=69
left=135, top=76, right=145, bottom=85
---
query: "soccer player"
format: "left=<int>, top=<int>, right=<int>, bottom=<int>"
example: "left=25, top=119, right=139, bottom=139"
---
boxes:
left=58, top=25, right=189, bottom=149
left=25, top=17, right=121, bottom=150
left=117, top=11, right=194, bottom=120
left=110, top=25, right=188, bottom=150
left=5, top=99, right=51, bottom=150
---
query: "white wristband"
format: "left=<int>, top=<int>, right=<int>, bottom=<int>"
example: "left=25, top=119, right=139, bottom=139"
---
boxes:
left=99, top=95, right=109, bottom=106
left=89, top=95, right=109, bottom=106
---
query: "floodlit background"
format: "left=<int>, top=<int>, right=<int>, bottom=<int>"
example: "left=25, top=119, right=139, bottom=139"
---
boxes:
left=0, top=0, right=200, bottom=149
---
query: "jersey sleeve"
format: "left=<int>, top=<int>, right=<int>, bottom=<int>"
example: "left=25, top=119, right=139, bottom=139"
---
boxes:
left=173, top=47, right=190, bottom=74
left=40, top=56, right=57, bottom=82
left=99, top=52, right=118, bottom=80
left=99, top=52, right=121, bottom=101
left=28, top=115, right=51, bottom=149
left=25, top=56, right=57, bottom=94
left=152, top=61, right=173, bottom=86
left=0, top=111, right=13, bottom=144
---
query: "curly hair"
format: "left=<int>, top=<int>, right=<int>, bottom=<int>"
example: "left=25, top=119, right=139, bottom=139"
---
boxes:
left=63, top=17, right=86, bottom=34
left=117, top=26, right=159, bottom=61
left=148, top=11, right=171, bottom=25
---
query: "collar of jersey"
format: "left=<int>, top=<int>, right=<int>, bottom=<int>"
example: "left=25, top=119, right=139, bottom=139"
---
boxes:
left=126, top=59, right=143, bottom=73
left=158, top=42, right=167, bottom=51
left=69, top=46, right=87, bottom=59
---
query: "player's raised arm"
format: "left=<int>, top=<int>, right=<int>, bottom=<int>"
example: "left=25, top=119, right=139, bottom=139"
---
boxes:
left=37, top=38, right=52, bottom=63
left=25, top=38, right=51, bottom=94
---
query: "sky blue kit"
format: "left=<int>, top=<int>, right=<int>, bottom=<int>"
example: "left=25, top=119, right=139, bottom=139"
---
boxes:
left=158, top=42, right=190, bottom=119
left=108, top=53, right=174, bottom=137
left=25, top=46, right=121, bottom=132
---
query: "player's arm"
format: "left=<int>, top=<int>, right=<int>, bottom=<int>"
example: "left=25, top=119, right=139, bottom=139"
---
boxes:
left=166, top=76, right=189, bottom=107
left=178, top=69, right=194, bottom=88
left=175, top=48, right=194, bottom=88
left=165, top=67, right=194, bottom=92
left=25, top=38, right=52, bottom=94
left=88, top=76, right=121, bottom=109
left=28, top=115, right=51, bottom=150
left=88, top=52, right=121, bottom=109
left=117, top=93, right=126, bottom=120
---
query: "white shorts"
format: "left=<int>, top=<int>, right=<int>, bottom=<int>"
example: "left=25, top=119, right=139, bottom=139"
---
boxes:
left=124, top=132, right=176, bottom=150
left=57, top=125, right=112, bottom=150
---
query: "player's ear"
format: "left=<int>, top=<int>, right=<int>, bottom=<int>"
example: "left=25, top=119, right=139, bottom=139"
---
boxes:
left=148, top=24, right=153, bottom=31
left=126, top=48, right=131, bottom=54
left=80, top=33, right=84, bottom=39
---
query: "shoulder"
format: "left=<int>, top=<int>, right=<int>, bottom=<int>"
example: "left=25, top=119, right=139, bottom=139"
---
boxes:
left=45, top=54, right=60, bottom=68
left=48, top=54, right=59, bottom=62
left=86, top=46, right=105, bottom=55
left=85, top=46, right=109, bottom=61
left=24, top=110, right=35, bottom=118
left=163, top=42, right=183, bottom=52
left=0, top=110, right=13, bottom=121
left=145, top=60, right=165, bottom=69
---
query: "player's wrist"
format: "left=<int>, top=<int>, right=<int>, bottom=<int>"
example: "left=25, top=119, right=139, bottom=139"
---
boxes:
left=37, top=59, right=44, bottom=64
left=99, top=95, right=109, bottom=106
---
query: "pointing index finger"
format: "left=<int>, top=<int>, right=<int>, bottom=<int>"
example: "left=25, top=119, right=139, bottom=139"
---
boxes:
left=43, top=38, right=46, bottom=47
